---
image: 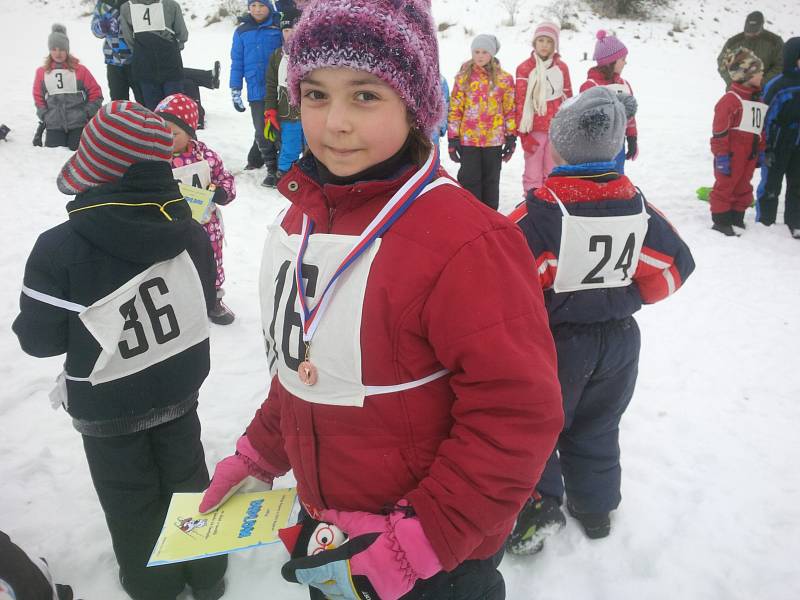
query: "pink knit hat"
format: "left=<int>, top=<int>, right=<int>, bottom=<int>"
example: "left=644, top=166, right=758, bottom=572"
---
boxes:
left=534, top=21, right=560, bottom=52
left=593, top=30, right=628, bottom=66
left=286, top=0, right=443, bottom=137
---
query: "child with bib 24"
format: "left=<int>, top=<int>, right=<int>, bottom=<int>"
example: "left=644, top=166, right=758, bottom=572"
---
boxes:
left=155, top=93, right=238, bottom=325
left=198, top=1, right=563, bottom=599
left=508, top=87, right=695, bottom=554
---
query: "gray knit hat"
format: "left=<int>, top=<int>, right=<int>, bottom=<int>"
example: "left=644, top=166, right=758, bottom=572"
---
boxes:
left=549, top=86, right=638, bottom=165
left=48, top=23, right=69, bottom=52
left=471, top=34, right=500, bottom=56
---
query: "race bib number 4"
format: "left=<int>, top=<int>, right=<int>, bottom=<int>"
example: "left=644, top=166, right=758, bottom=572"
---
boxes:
left=130, top=1, right=167, bottom=33
left=44, top=70, right=77, bottom=95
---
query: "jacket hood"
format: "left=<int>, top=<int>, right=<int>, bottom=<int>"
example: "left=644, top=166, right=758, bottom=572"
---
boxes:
left=66, top=161, right=196, bottom=265
left=784, top=37, right=800, bottom=73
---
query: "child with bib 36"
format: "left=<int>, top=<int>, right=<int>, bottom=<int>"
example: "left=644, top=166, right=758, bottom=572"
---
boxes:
left=508, top=87, right=695, bottom=554
left=155, top=93, right=237, bottom=324
left=198, top=1, right=563, bottom=599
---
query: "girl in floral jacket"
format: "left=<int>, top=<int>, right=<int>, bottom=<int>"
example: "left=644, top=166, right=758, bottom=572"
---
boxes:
left=156, top=94, right=238, bottom=325
left=448, top=34, right=516, bottom=210
left=515, top=22, right=572, bottom=194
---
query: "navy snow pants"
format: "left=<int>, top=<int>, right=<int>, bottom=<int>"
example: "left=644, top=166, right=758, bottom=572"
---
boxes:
left=536, top=317, right=641, bottom=514
left=756, top=132, right=800, bottom=230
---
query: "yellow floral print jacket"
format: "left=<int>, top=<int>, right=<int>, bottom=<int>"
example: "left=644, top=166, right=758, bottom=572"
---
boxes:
left=447, top=63, right=516, bottom=147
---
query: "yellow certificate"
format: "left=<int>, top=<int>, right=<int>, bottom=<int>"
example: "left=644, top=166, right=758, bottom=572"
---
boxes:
left=179, top=183, right=215, bottom=224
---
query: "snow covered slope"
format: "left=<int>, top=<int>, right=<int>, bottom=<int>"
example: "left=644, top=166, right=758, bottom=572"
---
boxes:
left=1, top=1, right=799, bottom=599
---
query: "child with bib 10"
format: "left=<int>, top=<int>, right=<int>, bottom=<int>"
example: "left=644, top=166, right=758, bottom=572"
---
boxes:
left=197, top=1, right=564, bottom=599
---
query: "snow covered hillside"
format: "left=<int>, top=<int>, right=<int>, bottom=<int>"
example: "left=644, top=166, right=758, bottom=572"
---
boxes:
left=1, top=1, right=799, bottom=599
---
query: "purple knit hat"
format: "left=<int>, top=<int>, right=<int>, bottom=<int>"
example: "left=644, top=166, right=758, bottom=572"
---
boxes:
left=286, top=0, right=443, bottom=137
left=593, top=30, right=628, bottom=66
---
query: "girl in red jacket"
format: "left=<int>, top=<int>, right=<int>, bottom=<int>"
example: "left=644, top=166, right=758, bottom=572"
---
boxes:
left=198, top=1, right=563, bottom=599
left=515, top=21, right=572, bottom=194
left=710, top=48, right=767, bottom=236
left=32, top=24, right=103, bottom=150
left=581, top=30, right=637, bottom=174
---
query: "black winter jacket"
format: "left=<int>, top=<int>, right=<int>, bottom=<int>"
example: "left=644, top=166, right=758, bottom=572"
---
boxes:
left=13, top=161, right=215, bottom=436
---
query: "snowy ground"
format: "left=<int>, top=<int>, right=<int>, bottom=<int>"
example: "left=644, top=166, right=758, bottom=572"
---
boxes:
left=1, top=1, right=799, bottom=599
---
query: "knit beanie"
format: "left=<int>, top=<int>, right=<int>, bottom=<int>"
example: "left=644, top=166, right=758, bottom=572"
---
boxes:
left=743, top=11, right=764, bottom=34
left=280, top=6, right=301, bottom=29
left=48, top=23, right=69, bottom=52
left=725, top=47, right=764, bottom=83
left=471, top=34, right=501, bottom=57
left=784, top=37, right=800, bottom=74
left=593, top=30, right=627, bottom=67
left=57, top=101, right=174, bottom=195
left=155, top=93, right=199, bottom=139
left=550, top=86, right=638, bottom=165
left=287, top=0, right=443, bottom=137
left=534, top=21, right=560, bottom=53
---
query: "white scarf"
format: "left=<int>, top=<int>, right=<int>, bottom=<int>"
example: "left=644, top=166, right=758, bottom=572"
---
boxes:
left=519, top=54, right=553, bottom=134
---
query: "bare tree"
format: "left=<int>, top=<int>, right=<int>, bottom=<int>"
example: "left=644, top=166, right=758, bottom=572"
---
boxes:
left=499, top=0, right=521, bottom=26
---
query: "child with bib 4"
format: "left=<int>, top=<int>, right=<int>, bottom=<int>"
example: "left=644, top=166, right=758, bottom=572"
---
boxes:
left=508, top=87, right=695, bottom=553
left=198, top=2, right=563, bottom=599
left=711, top=48, right=767, bottom=236
left=515, top=21, right=573, bottom=195
left=12, top=102, right=227, bottom=600
left=156, top=93, right=238, bottom=325
left=33, top=24, right=103, bottom=151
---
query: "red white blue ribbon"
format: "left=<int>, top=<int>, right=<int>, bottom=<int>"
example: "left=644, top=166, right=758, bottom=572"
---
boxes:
left=295, top=146, right=440, bottom=342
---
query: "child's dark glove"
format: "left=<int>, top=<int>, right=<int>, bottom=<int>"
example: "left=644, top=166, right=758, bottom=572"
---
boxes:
left=32, top=122, right=44, bottom=147
left=231, top=89, right=246, bottom=113
left=625, top=135, right=638, bottom=160
left=501, top=135, right=517, bottom=162
left=448, top=138, right=461, bottom=163
left=714, top=153, right=731, bottom=176
left=211, top=187, right=229, bottom=206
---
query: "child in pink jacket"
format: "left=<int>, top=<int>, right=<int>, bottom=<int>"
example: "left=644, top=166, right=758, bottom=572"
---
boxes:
left=156, top=93, right=238, bottom=325
left=515, top=21, right=572, bottom=194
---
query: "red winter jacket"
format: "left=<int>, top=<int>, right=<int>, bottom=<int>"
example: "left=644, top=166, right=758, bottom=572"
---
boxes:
left=581, top=67, right=637, bottom=137
left=246, top=157, right=563, bottom=571
left=710, top=82, right=766, bottom=159
left=33, top=60, right=102, bottom=131
left=515, top=53, right=572, bottom=152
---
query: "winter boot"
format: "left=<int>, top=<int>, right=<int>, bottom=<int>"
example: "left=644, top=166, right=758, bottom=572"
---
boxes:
left=711, top=211, right=738, bottom=237
left=245, top=142, right=265, bottom=170
left=261, top=168, right=278, bottom=188
left=0, top=124, right=9, bottom=141
left=730, top=210, right=746, bottom=233
left=506, top=495, right=566, bottom=555
left=208, top=290, right=235, bottom=325
left=567, top=501, right=611, bottom=540
left=211, top=60, right=221, bottom=89
left=192, top=578, right=225, bottom=600
left=791, top=227, right=800, bottom=239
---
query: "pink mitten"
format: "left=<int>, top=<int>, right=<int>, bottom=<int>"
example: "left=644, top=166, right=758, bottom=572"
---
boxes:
left=282, top=501, right=443, bottom=600
left=198, top=436, right=277, bottom=514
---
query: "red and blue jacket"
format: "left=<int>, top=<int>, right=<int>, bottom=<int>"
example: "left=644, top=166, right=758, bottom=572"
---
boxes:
left=510, top=162, right=695, bottom=326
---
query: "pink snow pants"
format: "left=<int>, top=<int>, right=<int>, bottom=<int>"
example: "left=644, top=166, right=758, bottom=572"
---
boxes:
left=522, top=132, right=555, bottom=194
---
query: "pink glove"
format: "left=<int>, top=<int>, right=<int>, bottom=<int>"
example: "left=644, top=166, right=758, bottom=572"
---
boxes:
left=198, top=436, right=277, bottom=514
left=282, top=502, right=443, bottom=600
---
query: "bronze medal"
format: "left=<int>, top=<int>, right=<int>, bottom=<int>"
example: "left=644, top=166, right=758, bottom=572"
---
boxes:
left=298, top=360, right=318, bottom=386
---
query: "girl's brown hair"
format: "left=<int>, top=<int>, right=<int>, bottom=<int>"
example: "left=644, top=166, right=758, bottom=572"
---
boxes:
left=408, top=126, right=433, bottom=167
left=43, top=53, right=80, bottom=72
left=457, top=57, right=501, bottom=88
left=595, top=63, right=617, bottom=81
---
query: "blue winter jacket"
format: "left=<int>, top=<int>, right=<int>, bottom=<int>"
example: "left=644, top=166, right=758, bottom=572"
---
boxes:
left=230, top=10, right=282, bottom=102
left=762, top=37, right=800, bottom=149
left=91, top=1, right=132, bottom=66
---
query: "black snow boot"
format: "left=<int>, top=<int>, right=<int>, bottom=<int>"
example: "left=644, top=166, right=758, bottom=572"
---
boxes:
left=262, top=168, right=278, bottom=188
left=211, top=60, right=221, bottom=89
left=506, top=495, right=566, bottom=555
left=711, top=211, right=738, bottom=237
left=731, top=210, right=746, bottom=232
left=208, top=290, right=235, bottom=325
left=245, top=142, right=264, bottom=170
left=567, top=502, right=611, bottom=539
left=192, top=578, right=225, bottom=600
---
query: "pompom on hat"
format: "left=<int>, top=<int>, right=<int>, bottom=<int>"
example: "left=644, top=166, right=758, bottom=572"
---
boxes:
left=725, top=47, right=764, bottom=83
left=48, top=23, right=69, bottom=52
left=57, top=101, right=174, bottom=195
left=286, top=0, right=444, bottom=137
left=593, top=29, right=628, bottom=67
left=155, top=93, right=200, bottom=139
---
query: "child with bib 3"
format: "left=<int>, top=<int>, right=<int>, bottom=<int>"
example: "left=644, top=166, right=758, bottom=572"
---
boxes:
left=198, top=2, right=563, bottom=599
left=156, top=93, right=238, bottom=325
left=33, top=24, right=103, bottom=151
left=508, top=87, right=695, bottom=554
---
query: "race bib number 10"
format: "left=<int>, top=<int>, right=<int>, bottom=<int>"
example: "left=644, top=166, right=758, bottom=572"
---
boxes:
left=130, top=1, right=167, bottom=33
left=737, top=100, right=769, bottom=136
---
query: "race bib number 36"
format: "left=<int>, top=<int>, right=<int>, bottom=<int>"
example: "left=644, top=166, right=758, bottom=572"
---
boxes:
left=44, top=70, right=78, bottom=95
left=130, top=1, right=167, bottom=33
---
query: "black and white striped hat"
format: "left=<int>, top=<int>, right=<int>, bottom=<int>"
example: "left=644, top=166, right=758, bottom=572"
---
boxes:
left=57, top=101, right=174, bottom=195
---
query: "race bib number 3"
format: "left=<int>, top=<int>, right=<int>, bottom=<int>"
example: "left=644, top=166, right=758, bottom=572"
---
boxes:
left=130, top=1, right=167, bottom=33
left=44, top=70, right=78, bottom=95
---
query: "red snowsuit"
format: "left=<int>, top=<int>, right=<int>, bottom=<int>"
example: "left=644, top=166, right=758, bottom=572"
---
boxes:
left=246, top=158, right=564, bottom=571
left=709, top=82, right=767, bottom=214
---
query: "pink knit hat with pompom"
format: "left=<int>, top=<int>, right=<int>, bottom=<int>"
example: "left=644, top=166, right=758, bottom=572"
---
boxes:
left=593, top=30, right=628, bottom=66
left=534, top=22, right=560, bottom=53
left=286, top=0, right=443, bottom=137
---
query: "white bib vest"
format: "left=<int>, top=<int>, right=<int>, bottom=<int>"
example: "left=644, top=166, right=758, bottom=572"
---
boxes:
left=259, top=179, right=453, bottom=407
left=731, top=94, right=769, bottom=135
left=130, top=1, right=167, bottom=33
left=44, top=70, right=78, bottom=96
left=549, top=187, right=649, bottom=294
left=172, top=160, right=211, bottom=190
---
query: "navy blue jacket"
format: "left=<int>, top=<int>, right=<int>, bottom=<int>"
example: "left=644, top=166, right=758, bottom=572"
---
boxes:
left=762, top=37, right=800, bottom=150
left=511, top=163, right=695, bottom=326
left=229, top=9, right=282, bottom=102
